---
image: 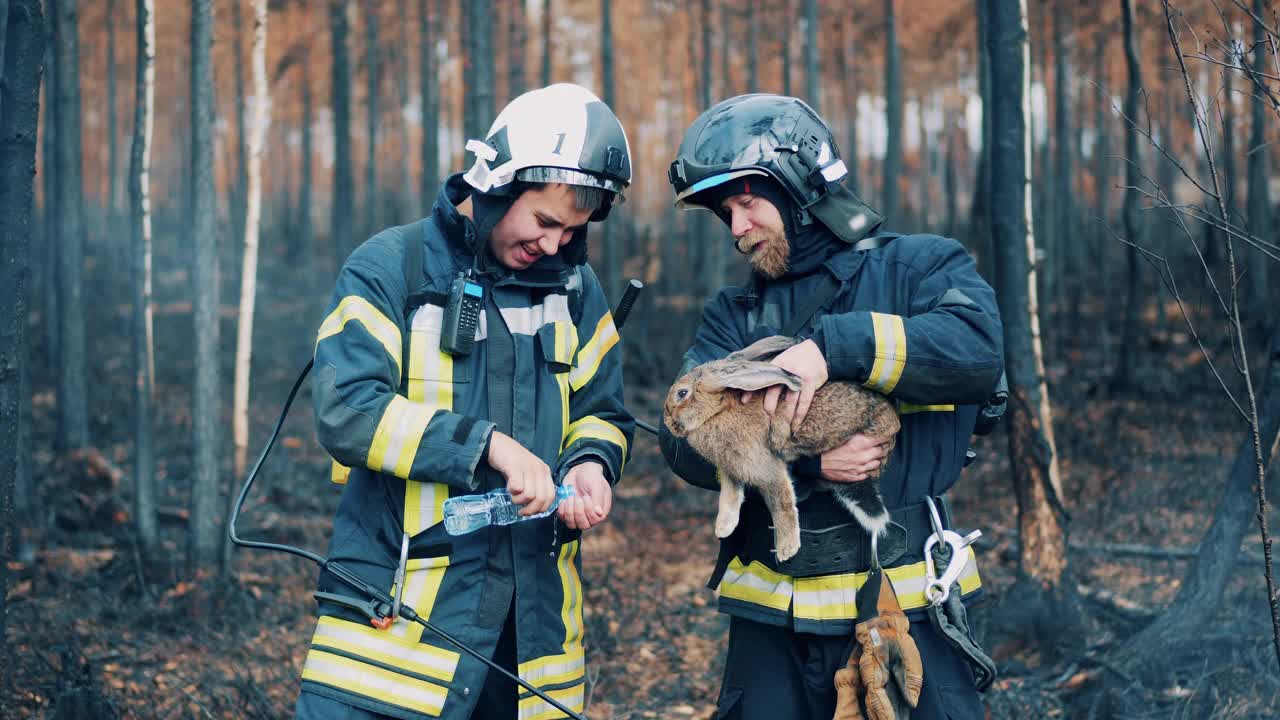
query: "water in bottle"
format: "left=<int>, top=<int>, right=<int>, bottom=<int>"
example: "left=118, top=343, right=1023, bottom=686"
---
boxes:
left=443, top=483, right=575, bottom=535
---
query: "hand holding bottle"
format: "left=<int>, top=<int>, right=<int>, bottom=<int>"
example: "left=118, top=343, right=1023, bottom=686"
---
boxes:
left=557, top=461, right=612, bottom=531
left=486, top=431, right=557, bottom=516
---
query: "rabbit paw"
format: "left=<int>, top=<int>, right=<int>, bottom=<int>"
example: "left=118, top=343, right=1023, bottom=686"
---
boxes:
left=774, top=525, right=802, bottom=561
left=715, top=509, right=741, bottom=538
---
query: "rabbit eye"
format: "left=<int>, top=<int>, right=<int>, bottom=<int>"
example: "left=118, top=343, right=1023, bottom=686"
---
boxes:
left=676, top=388, right=689, bottom=401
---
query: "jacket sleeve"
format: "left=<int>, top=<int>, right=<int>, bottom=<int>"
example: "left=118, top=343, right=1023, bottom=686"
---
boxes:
left=557, top=265, right=636, bottom=485
left=813, top=236, right=1004, bottom=405
left=658, top=289, right=743, bottom=492
left=312, top=233, right=495, bottom=492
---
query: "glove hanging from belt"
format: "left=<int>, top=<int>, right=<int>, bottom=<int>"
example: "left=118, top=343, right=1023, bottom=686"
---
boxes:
left=832, top=564, right=923, bottom=720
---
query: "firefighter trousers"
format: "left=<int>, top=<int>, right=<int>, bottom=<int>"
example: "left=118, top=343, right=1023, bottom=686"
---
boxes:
left=714, top=616, right=984, bottom=720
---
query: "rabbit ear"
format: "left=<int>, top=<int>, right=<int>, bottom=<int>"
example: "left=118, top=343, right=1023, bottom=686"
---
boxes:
left=701, top=360, right=803, bottom=393
left=726, top=335, right=801, bottom=362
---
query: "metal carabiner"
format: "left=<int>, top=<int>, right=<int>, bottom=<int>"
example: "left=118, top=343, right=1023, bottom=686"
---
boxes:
left=922, top=497, right=982, bottom=606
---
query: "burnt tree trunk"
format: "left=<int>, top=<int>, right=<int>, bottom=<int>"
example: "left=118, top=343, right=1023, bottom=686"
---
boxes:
left=363, top=0, right=378, bottom=235
left=598, top=0, right=619, bottom=299
left=299, top=48, right=314, bottom=264
left=985, top=0, right=1081, bottom=658
left=838, top=14, right=858, bottom=196
left=1245, top=0, right=1270, bottom=329
left=418, top=0, right=438, bottom=205
left=539, top=0, right=550, bottom=86
left=40, top=19, right=56, bottom=372
left=881, top=0, right=901, bottom=225
left=968, top=0, right=992, bottom=274
left=0, top=0, right=44, bottom=688
left=1116, top=327, right=1280, bottom=674
left=330, top=0, right=354, bottom=270
left=130, top=0, right=157, bottom=556
left=188, top=0, right=221, bottom=575
left=803, top=0, right=818, bottom=111
left=464, top=0, right=492, bottom=141
left=507, top=0, right=525, bottom=97
left=53, top=0, right=86, bottom=452
left=1110, top=0, right=1144, bottom=395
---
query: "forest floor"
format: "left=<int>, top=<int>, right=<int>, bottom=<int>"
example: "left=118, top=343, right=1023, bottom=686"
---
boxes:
left=4, top=249, right=1279, bottom=719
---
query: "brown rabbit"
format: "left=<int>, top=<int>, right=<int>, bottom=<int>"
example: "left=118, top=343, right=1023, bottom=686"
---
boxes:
left=664, top=335, right=901, bottom=561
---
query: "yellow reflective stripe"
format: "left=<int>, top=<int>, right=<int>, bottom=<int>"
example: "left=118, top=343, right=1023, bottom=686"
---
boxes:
left=309, top=616, right=459, bottom=682
left=302, top=648, right=448, bottom=716
left=316, top=296, right=403, bottom=380
left=792, top=547, right=982, bottom=621
left=331, top=460, right=351, bottom=485
left=864, top=312, right=906, bottom=394
left=517, top=682, right=585, bottom=720
left=391, top=555, right=451, bottom=645
left=563, top=416, right=628, bottom=460
left=898, top=403, right=955, bottom=414
left=367, top=396, right=432, bottom=478
left=435, top=353, right=453, bottom=411
left=517, top=645, right=586, bottom=689
left=717, top=558, right=794, bottom=611
left=555, top=324, right=571, bottom=443
left=568, top=313, right=619, bottom=391
left=557, top=540, right=584, bottom=650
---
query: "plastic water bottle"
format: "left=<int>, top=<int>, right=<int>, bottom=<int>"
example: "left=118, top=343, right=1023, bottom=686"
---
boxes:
left=443, top=484, right=575, bottom=535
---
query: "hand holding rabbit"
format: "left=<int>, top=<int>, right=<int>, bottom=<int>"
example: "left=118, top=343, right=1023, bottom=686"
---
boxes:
left=664, top=335, right=901, bottom=561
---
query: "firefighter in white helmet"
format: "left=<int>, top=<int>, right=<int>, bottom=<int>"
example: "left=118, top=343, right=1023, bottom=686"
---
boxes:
left=297, top=83, right=634, bottom=720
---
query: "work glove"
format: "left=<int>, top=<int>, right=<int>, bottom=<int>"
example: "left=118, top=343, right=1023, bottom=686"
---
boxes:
left=833, top=567, right=923, bottom=720
left=833, top=644, right=867, bottom=720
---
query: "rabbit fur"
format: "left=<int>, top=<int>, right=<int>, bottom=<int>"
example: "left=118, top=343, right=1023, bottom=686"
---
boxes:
left=664, top=335, right=901, bottom=562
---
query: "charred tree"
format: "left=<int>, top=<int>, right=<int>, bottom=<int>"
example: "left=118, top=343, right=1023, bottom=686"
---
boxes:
left=396, top=0, right=411, bottom=218
left=130, top=0, right=156, bottom=556
left=838, top=14, right=858, bottom=195
left=1110, top=0, right=1144, bottom=395
left=968, top=0, right=992, bottom=274
left=508, top=0, right=525, bottom=97
left=40, top=21, right=55, bottom=372
left=803, top=0, right=818, bottom=111
left=227, top=0, right=268, bottom=573
left=464, top=0, right=493, bottom=141
left=747, top=0, right=757, bottom=92
left=232, top=0, right=247, bottom=260
left=418, top=0, right=438, bottom=205
left=299, top=46, right=314, bottom=262
left=188, top=0, right=221, bottom=575
left=985, top=0, right=1081, bottom=658
left=53, top=0, right=86, bottom=452
left=363, top=0, right=379, bottom=235
left=105, top=0, right=118, bottom=219
left=0, top=0, right=44, bottom=686
left=330, top=0, right=354, bottom=269
left=882, top=0, right=901, bottom=225
left=781, top=0, right=791, bottom=95
left=1050, top=0, right=1073, bottom=340
left=539, top=0, right=550, bottom=86
left=598, top=0, right=619, bottom=299
left=1245, top=1, right=1270, bottom=328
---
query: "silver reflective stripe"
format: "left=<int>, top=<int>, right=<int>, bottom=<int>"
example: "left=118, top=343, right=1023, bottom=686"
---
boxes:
left=520, top=654, right=585, bottom=686
left=413, top=303, right=487, bottom=343
left=517, top=684, right=585, bottom=720
left=793, top=584, right=856, bottom=613
left=498, top=295, right=571, bottom=336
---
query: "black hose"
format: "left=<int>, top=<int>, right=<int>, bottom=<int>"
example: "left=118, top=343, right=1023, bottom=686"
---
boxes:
left=227, top=359, right=591, bottom=720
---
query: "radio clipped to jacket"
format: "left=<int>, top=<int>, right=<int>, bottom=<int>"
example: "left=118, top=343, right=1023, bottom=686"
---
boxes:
left=441, top=272, right=483, bottom=356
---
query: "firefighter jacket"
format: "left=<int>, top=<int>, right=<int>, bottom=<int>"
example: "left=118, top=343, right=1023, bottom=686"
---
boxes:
left=302, top=174, right=635, bottom=720
left=660, top=231, right=1003, bottom=636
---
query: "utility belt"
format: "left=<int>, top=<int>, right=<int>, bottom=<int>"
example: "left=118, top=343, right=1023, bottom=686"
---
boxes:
left=707, top=494, right=955, bottom=589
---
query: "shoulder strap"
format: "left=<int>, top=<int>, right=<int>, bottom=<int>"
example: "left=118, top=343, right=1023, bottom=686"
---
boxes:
left=403, top=221, right=432, bottom=312
left=780, top=233, right=896, bottom=336
left=782, top=272, right=842, bottom=337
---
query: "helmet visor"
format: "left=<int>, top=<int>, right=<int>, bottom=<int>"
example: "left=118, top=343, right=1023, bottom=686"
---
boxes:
left=517, top=166, right=627, bottom=202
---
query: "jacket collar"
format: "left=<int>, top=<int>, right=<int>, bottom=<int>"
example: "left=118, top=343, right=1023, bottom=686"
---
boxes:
left=431, top=173, right=572, bottom=290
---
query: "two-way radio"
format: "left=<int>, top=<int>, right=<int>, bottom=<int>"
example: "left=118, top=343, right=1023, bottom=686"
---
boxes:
left=441, top=272, right=484, bottom=355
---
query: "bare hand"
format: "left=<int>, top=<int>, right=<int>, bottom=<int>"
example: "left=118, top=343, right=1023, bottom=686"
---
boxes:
left=487, top=431, right=556, bottom=515
left=557, top=461, right=613, bottom=531
left=738, top=340, right=829, bottom=429
left=820, top=433, right=894, bottom=484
